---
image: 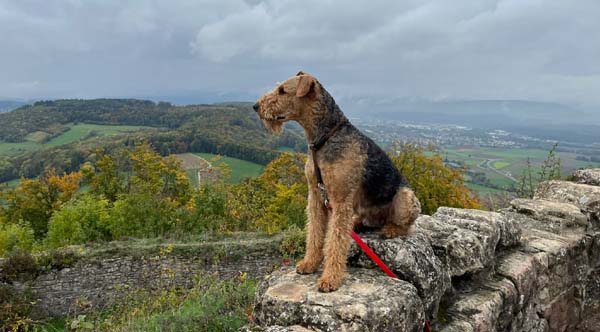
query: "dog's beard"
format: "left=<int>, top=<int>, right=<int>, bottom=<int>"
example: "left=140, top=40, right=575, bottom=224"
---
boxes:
left=261, top=118, right=284, bottom=134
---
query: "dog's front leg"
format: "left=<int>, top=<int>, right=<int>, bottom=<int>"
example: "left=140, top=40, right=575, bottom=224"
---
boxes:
left=296, top=188, right=328, bottom=274
left=317, top=201, right=354, bottom=292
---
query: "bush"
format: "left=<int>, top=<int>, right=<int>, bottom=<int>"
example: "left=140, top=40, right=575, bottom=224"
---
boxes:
left=279, top=225, right=306, bottom=259
left=45, top=194, right=111, bottom=249
left=182, top=184, right=230, bottom=234
left=390, top=143, right=481, bottom=214
left=108, top=189, right=178, bottom=239
left=0, top=284, right=37, bottom=332
left=0, top=252, right=38, bottom=282
left=0, top=223, right=35, bottom=257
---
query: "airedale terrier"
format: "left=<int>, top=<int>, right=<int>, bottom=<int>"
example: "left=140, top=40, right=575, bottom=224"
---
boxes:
left=254, top=72, right=421, bottom=292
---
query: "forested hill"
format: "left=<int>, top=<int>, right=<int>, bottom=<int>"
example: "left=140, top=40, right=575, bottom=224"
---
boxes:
left=1, top=99, right=217, bottom=142
left=0, top=99, right=304, bottom=183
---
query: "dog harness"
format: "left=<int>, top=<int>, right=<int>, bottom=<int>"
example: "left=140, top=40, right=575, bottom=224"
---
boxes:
left=308, top=118, right=348, bottom=209
left=308, top=120, right=432, bottom=332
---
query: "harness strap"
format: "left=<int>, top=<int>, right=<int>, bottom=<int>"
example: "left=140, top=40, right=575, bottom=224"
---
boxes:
left=309, top=118, right=348, bottom=209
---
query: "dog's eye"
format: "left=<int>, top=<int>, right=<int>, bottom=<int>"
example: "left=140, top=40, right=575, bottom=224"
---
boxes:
left=278, top=86, right=285, bottom=95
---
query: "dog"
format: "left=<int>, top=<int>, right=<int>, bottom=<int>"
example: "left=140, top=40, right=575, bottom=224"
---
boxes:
left=254, top=71, right=421, bottom=292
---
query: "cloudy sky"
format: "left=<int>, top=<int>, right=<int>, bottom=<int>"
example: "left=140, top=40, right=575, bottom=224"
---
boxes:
left=1, top=0, right=600, bottom=108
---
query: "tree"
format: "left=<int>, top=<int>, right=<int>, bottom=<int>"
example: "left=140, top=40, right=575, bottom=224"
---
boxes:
left=229, top=153, right=307, bottom=234
left=390, top=143, right=481, bottom=215
left=0, top=170, right=81, bottom=239
left=45, top=194, right=111, bottom=249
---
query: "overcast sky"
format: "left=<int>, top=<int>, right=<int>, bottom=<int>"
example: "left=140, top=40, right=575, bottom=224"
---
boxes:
left=1, top=0, right=600, bottom=108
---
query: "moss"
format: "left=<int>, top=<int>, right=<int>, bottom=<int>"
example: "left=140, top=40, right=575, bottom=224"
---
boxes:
left=436, top=298, right=450, bottom=325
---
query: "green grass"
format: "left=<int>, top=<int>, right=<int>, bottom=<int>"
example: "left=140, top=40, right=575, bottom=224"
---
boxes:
left=194, top=153, right=264, bottom=183
left=0, top=123, right=151, bottom=157
left=37, top=275, right=257, bottom=332
left=465, top=182, right=503, bottom=194
left=492, top=161, right=510, bottom=169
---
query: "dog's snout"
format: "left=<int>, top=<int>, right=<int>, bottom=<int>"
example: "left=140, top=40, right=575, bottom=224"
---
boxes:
left=253, top=103, right=259, bottom=112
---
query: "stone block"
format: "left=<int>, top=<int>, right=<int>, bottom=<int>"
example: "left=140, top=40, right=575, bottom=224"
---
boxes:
left=509, top=198, right=588, bottom=229
left=348, top=231, right=450, bottom=318
left=252, top=267, right=425, bottom=332
left=434, top=207, right=521, bottom=248
left=573, top=168, right=600, bottom=186
left=417, top=215, right=489, bottom=277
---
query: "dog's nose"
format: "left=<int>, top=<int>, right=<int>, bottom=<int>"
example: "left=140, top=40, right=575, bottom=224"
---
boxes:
left=253, top=103, right=259, bottom=112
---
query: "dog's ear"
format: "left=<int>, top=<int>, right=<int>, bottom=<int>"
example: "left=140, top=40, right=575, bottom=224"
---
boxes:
left=296, top=71, right=305, bottom=76
left=296, top=74, right=315, bottom=97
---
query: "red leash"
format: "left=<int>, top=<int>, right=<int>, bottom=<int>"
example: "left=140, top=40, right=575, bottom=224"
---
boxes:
left=351, top=231, right=398, bottom=278
left=351, top=231, right=431, bottom=332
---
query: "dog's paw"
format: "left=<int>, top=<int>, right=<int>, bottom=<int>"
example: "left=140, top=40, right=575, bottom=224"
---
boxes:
left=296, top=259, right=319, bottom=275
left=317, top=277, right=340, bottom=293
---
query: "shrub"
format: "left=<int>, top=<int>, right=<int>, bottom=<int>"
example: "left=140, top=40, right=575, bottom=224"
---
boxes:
left=279, top=225, right=306, bottom=259
left=45, top=194, right=111, bottom=249
left=517, top=143, right=562, bottom=198
left=182, top=184, right=231, bottom=234
left=108, top=189, right=177, bottom=239
left=0, top=252, right=38, bottom=282
left=0, top=284, right=37, bottom=332
left=0, top=223, right=35, bottom=257
left=390, top=143, right=481, bottom=215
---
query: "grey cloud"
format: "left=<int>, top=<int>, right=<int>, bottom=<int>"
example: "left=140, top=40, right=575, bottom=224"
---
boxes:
left=1, top=0, right=600, bottom=107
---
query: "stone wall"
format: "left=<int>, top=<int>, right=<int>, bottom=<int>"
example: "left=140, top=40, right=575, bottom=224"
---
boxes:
left=1, top=235, right=284, bottom=317
left=246, top=169, right=600, bottom=332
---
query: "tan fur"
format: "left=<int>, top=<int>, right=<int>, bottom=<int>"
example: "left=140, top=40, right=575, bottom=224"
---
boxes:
left=255, top=73, right=421, bottom=292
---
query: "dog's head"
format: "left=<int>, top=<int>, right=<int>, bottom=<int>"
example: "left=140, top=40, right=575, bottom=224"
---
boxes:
left=253, top=71, right=320, bottom=134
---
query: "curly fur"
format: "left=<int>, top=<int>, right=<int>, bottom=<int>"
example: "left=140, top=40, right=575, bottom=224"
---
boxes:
left=254, top=72, right=421, bottom=292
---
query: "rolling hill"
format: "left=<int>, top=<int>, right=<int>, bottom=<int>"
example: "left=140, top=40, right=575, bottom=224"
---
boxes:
left=0, top=99, right=304, bottom=184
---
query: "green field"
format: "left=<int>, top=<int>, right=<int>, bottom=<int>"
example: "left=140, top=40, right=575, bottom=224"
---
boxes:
left=194, top=153, right=264, bottom=183
left=0, top=178, right=21, bottom=188
left=443, top=146, right=600, bottom=194
left=0, top=123, right=150, bottom=156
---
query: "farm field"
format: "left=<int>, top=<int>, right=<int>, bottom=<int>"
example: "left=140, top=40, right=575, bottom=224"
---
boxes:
left=442, top=146, right=600, bottom=193
left=177, top=153, right=264, bottom=186
left=0, top=123, right=150, bottom=157
left=193, top=153, right=264, bottom=184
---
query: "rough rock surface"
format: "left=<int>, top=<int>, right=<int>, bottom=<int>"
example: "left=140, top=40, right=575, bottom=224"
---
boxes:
left=573, top=168, right=600, bottom=186
left=241, top=325, right=321, bottom=332
left=434, top=207, right=522, bottom=248
left=347, top=231, right=450, bottom=318
left=251, top=267, right=425, bottom=332
left=248, top=170, right=600, bottom=332
left=535, top=180, right=600, bottom=227
left=417, top=215, right=493, bottom=277
left=509, top=198, right=588, bottom=229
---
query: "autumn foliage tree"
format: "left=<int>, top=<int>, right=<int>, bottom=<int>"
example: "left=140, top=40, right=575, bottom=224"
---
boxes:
left=229, top=153, right=307, bottom=234
left=0, top=170, right=81, bottom=239
left=390, top=143, right=480, bottom=215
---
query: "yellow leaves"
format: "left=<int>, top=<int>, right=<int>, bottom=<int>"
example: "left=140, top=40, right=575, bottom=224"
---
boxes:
left=47, top=170, right=82, bottom=203
left=1, top=169, right=83, bottom=239
left=390, top=143, right=480, bottom=215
